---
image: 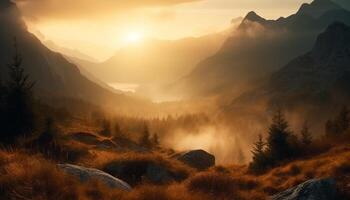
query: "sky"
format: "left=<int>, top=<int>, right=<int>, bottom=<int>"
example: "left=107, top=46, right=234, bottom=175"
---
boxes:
left=16, top=0, right=312, bottom=61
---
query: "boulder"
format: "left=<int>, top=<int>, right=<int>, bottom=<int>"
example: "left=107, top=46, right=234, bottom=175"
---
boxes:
left=58, top=164, right=132, bottom=191
left=271, top=178, right=337, bottom=200
left=176, top=150, right=215, bottom=170
left=103, top=161, right=175, bottom=185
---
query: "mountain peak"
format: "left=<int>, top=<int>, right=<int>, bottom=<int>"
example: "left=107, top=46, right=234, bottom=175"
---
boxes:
left=297, top=0, right=342, bottom=18
left=243, top=11, right=266, bottom=23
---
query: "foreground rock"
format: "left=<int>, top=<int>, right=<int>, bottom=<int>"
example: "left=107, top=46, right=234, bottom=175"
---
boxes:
left=271, top=178, right=337, bottom=200
left=175, top=150, right=215, bottom=170
left=58, top=164, right=132, bottom=191
left=103, top=161, right=182, bottom=186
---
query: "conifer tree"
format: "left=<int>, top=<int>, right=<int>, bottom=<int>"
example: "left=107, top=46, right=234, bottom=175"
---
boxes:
left=301, top=121, right=312, bottom=145
left=152, top=133, right=160, bottom=147
left=336, top=106, right=350, bottom=134
left=140, top=123, right=152, bottom=148
left=325, top=106, right=350, bottom=137
left=266, top=109, right=292, bottom=162
left=249, top=134, right=267, bottom=172
left=1, top=39, right=35, bottom=144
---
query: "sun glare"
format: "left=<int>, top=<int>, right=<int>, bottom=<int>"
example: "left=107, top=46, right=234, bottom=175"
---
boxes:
left=125, top=31, right=143, bottom=43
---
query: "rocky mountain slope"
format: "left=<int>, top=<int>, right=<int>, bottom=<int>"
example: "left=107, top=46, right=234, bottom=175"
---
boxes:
left=227, top=22, right=350, bottom=129
left=268, top=22, right=350, bottom=107
left=178, top=0, right=350, bottom=97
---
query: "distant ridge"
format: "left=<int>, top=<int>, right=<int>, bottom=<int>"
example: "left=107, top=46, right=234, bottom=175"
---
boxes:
left=177, top=0, right=350, bottom=98
left=297, top=0, right=342, bottom=17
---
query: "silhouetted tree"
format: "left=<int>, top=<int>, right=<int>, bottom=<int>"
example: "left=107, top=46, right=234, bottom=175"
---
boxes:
left=249, top=134, right=268, bottom=173
left=336, top=106, right=350, bottom=133
left=266, top=109, right=293, bottom=162
left=1, top=40, right=35, bottom=144
left=100, top=119, right=111, bottom=137
left=152, top=133, right=160, bottom=147
left=140, top=123, right=152, bottom=148
left=325, top=106, right=350, bottom=137
left=300, top=121, right=312, bottom=145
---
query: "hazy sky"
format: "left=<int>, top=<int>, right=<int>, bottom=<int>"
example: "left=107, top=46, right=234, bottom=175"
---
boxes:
left=16, top=0, right=312, bottom=60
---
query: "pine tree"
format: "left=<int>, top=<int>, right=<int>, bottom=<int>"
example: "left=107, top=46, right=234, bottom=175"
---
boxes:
left=140, top=123, right=152, bottom=148
left=249, top=134, right=268, bottom=172
left=301, top=121, right=312, bottom=145
left=266, top=109, right=292, bottom=162
left=336, top=106, right=350, bottom=134
left=325, top=106, right=350, bottom=137
left=152, top=133, right=160, bottom=147
left=1, top=39, right=35, bottom=144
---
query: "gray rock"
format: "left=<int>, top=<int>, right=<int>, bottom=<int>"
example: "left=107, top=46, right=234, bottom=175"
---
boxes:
left=271, top=178, right=337, bottom=200
left=176, top=149, right=215, bottom=170
left=58, top=164, right=132, bottom=191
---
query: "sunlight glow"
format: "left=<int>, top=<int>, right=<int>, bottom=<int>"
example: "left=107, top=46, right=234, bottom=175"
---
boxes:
left=125, top=31, right=143, bottom=43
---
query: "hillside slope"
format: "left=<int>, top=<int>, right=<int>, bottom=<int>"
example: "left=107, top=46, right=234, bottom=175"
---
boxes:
left=0, top=0, right=144, bottom=109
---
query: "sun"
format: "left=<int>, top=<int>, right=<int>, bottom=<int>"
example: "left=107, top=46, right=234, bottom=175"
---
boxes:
left=125, top=31, right=143, bottom=43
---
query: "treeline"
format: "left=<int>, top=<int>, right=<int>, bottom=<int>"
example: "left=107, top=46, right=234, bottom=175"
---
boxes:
left=249, top=106, right=350, bottom=173
left=91, top=113, right=210, bottom=149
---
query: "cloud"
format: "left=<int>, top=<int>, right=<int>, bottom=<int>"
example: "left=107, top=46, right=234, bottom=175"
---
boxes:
left=15, top=0, right=201, bottom=21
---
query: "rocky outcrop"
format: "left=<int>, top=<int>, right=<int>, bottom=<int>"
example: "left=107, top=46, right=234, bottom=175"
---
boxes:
left=176, top=150, right=215, bottom=170
left=271, top=178, right=337, bottom=200
left=58, top=164, right=132, bottom=191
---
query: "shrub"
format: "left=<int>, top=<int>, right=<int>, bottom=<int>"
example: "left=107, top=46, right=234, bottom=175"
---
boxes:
left=187, top=172, right=240, bottom=199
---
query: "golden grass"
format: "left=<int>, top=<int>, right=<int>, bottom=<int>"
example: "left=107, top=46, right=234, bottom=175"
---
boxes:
left=0, top=149, right=125, bottom=200
left=1, top=142, right=350, bottom=200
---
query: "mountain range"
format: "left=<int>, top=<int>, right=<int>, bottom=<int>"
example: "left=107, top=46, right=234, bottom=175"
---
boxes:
left=176, top=0, right=350, bottom=98
left=73, top=31, right=231, bottom=89
left=0, top=0, right=144, bottom=110
left=225, top=22, right=350, bottom=133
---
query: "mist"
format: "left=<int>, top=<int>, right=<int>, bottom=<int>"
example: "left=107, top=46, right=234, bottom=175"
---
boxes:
left=162, top=124, right=253, bottom=165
